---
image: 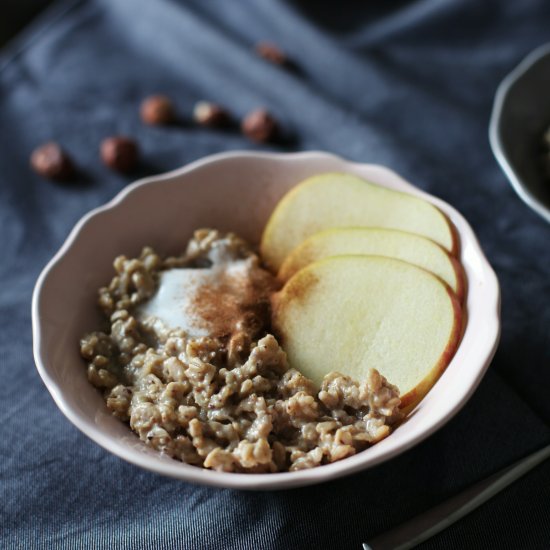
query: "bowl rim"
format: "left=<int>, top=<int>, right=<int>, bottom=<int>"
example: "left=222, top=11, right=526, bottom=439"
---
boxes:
left=32, top=150, right=501, bottom=490
left=489, top=41, right=550, bottom=224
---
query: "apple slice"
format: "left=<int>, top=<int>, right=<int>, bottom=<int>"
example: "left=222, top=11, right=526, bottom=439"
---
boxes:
left=278, top=227, right=465, bottom=301
left=261, top=173, right=457, bottom=272
left=271, top=256, right=462, bottom=413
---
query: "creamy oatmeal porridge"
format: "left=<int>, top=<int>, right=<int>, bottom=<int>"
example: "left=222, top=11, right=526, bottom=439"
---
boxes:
left=80, top=229, right=402, bottom=473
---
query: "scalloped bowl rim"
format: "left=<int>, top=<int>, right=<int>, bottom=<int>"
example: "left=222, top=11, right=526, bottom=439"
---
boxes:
left=32, top=150, right=500, bottom=490
left=489, top=42, right=550, bottom=223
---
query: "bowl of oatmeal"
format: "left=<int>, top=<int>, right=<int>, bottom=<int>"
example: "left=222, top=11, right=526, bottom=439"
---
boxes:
left=32, top=151, right=500, bottom=489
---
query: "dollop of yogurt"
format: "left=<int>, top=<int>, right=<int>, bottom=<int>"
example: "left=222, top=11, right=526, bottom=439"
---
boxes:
left=138, top=268, right=215, bottom=337
left=138, top=257, right=275, bottom=339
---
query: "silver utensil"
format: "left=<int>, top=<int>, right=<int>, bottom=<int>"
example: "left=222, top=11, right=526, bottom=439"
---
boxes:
left=364, top=444, right=550, bottom=550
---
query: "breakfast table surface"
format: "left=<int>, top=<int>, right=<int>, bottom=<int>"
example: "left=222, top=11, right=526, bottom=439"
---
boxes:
left=1, top=1, right=550, bottom=548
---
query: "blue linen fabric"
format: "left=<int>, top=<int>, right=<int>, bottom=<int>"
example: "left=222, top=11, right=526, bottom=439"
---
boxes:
left=1, top=1, right=550, bottom=548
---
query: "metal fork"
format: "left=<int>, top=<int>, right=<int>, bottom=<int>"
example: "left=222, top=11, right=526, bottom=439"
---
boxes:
left=363, top=444, right=550, bottom=550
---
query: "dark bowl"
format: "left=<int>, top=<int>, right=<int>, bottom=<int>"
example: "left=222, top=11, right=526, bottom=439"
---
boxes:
left=490, top=43, right=550, bottom=223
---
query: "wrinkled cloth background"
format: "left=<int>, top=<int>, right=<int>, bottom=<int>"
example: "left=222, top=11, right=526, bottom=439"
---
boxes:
left=1, top=0, right=550, bottom=548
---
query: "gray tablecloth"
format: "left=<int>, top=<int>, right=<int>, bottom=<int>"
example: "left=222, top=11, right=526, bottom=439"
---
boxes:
left=1, top=1, right=549, bottom=548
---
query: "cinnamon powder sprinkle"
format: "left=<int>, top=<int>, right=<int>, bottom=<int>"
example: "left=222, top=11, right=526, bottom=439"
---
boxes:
left=188, top=261, right=278, bottom=340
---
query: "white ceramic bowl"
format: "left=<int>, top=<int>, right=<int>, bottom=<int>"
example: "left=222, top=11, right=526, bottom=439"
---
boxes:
left=32, top=151, right=500, bottom=490
left=490, top=43, right=550, bottom=223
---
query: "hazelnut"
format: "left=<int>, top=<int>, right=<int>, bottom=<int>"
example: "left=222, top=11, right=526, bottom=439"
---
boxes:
left=255, top=42, right=287, bottom=65
left=241, top=109, right=278, bottom=143
left=193, top=101, right=231, bottom=128
left=100, top=136, right=138, bottom=173
left=30, top=142, right=74, bottom=180
left=140, top=95, right=176, bottom=125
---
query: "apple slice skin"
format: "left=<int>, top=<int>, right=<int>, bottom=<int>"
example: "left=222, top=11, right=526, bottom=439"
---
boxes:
left=398, top=285, right=462, bottom=415
left=261, top=172, right=458, bottom=272
left=271, top=256, right=462, bottom=414
left=278, top=227, right=465, bottom=302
